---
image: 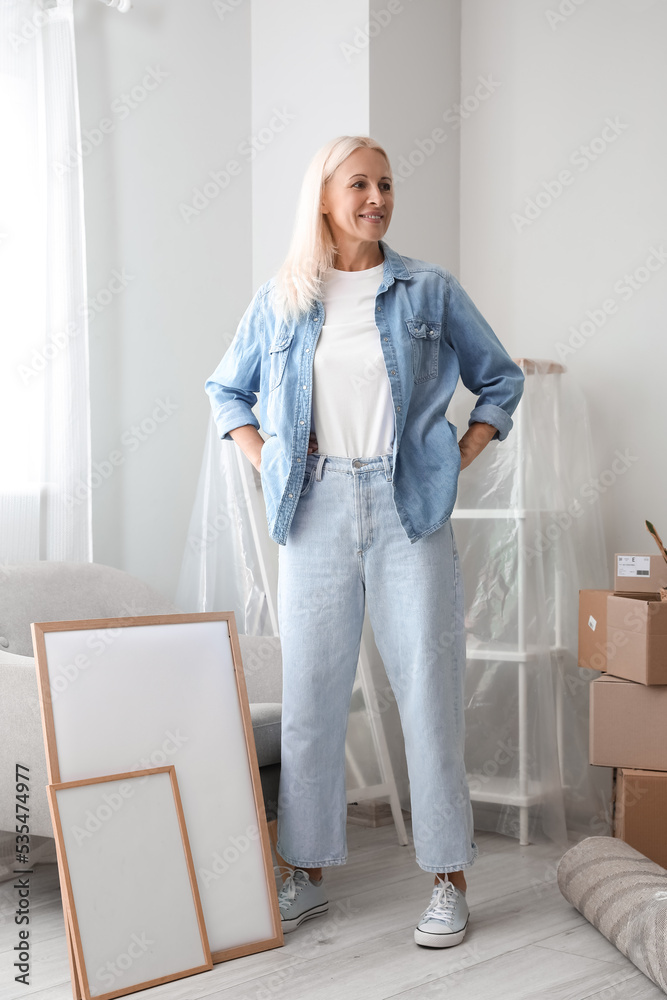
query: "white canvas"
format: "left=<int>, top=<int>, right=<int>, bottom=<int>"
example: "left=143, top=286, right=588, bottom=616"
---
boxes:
left=50, top=769, right=210, bottom=999
left=37, top=616, right=276, bottom=956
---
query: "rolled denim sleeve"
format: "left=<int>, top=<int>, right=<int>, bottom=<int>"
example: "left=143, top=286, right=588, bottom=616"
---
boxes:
left=445, top=274, right=525, bottom=441
left=204, top=289, right=265, bottom=441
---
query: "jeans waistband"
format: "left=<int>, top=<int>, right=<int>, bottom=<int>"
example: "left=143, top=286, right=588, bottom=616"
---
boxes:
left=305, top=452, right=394, bottom=482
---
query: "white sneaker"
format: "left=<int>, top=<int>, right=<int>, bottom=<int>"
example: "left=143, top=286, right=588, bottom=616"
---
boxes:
left=414, top=875, right=470, bottom=948
left=275, top=866, right=329, bottom=933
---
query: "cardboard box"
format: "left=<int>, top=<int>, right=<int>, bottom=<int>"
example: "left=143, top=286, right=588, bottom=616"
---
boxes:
left=606, top=593, right=667, bottom=685
left=590, top=675, right=667, bottom=770
left=578, top=590, right=613, bottom=671
left=613, top=767, right=667, bottom=870
left=614, top=553, right=667, bottom=594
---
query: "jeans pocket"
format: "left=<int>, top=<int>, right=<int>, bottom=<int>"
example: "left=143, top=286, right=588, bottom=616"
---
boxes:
left=406, top=319, right=441, bottom=383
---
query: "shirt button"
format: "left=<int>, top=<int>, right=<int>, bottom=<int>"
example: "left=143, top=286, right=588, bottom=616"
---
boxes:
left=300, top=420, right=305, bottom=425
left=377, top=306, right=382, bottom=312
left=303, top=385, right=307, bottom=389
left=396, top=406, right=401, bottom=411
left=288, top=493, right=293, bottom=498
left=306, top=348, right=310, bottom=352
left=384, top=337, right=388, bottom=341
left=391, top=370, right=396, bottom=375
left=297, top=457, right=301, bottom=462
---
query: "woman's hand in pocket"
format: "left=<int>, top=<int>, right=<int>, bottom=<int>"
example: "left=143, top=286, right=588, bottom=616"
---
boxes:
left=307, top=431, right=318, bottom=455
left=229, top=425, right=265, bottom=473
left=458, top=421, right=497, bottom=470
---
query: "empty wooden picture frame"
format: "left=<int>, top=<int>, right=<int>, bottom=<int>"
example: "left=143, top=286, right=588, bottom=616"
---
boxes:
left=47, top=767, right=212, bottom=1000
left=32, top=612, right=282, bottom=964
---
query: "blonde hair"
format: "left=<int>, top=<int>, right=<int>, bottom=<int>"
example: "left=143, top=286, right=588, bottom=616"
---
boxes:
left=273, top=135, right=392, bottom=322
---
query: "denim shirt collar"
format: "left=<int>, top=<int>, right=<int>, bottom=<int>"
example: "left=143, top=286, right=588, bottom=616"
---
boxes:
left=378, top=239, right=412, bottom=286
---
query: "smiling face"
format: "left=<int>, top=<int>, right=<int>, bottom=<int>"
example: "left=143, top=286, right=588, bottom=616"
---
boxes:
left=320, top=146, right=394, bottom=255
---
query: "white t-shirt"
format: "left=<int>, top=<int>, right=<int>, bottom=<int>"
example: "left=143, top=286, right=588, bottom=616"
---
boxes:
left=311, top=262, right=395, bottom=459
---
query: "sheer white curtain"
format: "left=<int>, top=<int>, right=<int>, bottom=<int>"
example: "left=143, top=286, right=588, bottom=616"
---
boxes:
left=0, top=0, right=91, bottom=565
left=176, top=413, right=277, bottom=635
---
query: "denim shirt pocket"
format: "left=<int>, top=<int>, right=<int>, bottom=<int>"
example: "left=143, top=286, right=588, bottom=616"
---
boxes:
left=405, top=319, right=441, bottom=384
left=268, top=327, right=295, bottom=391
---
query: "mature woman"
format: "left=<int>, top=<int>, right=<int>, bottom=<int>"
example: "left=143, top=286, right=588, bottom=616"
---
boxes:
left=205, top=135, right=525, bottom=949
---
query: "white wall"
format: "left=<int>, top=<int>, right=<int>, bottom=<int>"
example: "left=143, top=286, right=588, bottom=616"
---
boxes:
left=75, top=0, right=253, bottom=600
left=251, top=0, right=370, bottom=288
left=371, top=0, right=461, bottom=270
left=460, top=0, right=667, bottom=572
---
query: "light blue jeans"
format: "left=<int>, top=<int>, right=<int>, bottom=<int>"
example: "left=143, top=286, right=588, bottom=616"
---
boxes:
left=275, top=451, right=478, bottom=874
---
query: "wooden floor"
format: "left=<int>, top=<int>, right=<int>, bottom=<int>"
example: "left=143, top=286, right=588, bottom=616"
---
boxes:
left=1, top=819, right=663, bottom=1000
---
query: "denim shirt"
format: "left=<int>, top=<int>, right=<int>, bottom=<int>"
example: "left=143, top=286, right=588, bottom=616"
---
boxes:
left=205, top=239, right=525, bottom=546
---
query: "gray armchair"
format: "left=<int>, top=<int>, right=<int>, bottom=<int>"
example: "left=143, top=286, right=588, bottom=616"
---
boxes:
left=0, top=561, right=282, bottom=863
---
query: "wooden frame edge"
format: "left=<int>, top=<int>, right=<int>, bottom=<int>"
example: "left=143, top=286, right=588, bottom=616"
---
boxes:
left=165, top=766, right=213, bottom=970
left=32, top=611, right=234, bottom=634
left=48, top=766, right=214, bottom=1000
left=66, top=907, right=83, bottom=1000
left=32, top=623, right=61, bottom=784
left=225, top=614, right=284, bottom=954
left=46, top=784, right=92, bottom=999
